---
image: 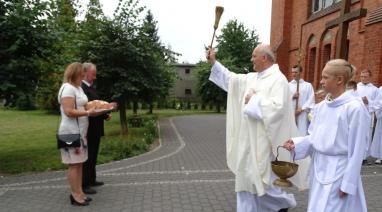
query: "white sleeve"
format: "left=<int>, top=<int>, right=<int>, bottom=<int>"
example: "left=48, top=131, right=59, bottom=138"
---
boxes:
left=243, top=95, right=263, bottom=120
left=340, top=106, right=368, bottom=195
left=369, top=88, right=382, bottom=113
left=60, top=84, right=76, bottom=99
left=292, top=136, right=312, bottom=160
left=301, top=84, right=315, bottom=111
left=209, top=61, right=232, bottom=92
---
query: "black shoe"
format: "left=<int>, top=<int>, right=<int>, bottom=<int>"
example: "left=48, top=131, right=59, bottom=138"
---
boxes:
left=84, top=197, right=92, bottom=202
left=90, top=181, right=104, bottom=187
left=83, top=186, right=97, bottom=194
left=279, top=208, right=288, bottom=212
left=70, top=195, right=89, bottom=206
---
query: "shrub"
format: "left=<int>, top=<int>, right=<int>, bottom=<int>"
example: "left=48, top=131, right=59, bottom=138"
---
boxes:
left=140, top=117, right=157, bottom=145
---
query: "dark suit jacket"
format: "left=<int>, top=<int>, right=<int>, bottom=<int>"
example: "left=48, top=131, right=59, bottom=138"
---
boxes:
left=81, top=82, right=107, bottom=137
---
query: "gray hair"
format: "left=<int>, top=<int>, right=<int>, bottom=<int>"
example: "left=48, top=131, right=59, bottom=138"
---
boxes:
left=83, top=62, right=96, bottom=72
left=258, top=48, right=275, bottom=63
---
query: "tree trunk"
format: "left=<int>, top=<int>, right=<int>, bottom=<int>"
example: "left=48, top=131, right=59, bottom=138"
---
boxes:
left=149, top=102, right=153, bottom=114
left=217, top=102, right=221, bottom=113
left=119, top=99, right=128, bottom=135
left=133, top=101, right=138, bottom=115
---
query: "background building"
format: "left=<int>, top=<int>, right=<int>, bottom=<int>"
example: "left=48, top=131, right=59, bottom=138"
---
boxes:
left=271, top=0, right=382, bottom=88
left=169, top=63, right=198, bottom=101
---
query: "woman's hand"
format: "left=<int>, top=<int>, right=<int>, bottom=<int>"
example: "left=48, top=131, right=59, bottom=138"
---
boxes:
left=86, top=108, right=102, bottom=117
left=283, top=139, right=295, bottom=151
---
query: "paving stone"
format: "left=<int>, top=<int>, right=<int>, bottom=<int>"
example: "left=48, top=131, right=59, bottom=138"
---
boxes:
left=0, top=115, right=381, bottom=211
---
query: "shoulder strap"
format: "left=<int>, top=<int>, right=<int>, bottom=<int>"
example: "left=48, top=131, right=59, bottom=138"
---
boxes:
left=59, top=85, right=80, bottom=130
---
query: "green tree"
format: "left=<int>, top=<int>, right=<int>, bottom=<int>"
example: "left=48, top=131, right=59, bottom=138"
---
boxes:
left=88, top=0, right=145, bottom=134
left=137, top=10, right=176, bottom=114
left=196, top=19, right=260, bottom=112
left=0, top=0, right=55, bottom=109
left=216, top=19, right=259, bottom=72
left=196, top=58, right=240, bottom=113
left=35, top=0, right=81, bottom=111
left=78, top=0, right=106, bottom=61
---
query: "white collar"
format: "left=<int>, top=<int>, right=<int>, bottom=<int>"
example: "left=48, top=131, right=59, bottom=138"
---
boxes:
left=257, top=64, right=278, bottom=79
left=291, top=79, right=305, bottom=83
left=82, top=80, right=91, bottom=87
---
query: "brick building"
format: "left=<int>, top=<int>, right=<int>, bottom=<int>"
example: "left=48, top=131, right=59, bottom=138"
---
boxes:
left=271, top=0, right=382, bottom=88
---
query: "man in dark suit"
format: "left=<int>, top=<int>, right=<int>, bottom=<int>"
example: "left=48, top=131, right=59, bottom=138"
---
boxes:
left=81, top=62, right=111, bottom=194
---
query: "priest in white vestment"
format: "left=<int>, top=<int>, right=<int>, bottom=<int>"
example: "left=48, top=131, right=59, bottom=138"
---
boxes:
left=370, top=86, right=382, bottom=163
left=289, top=65, right=315, bottom=135
left=285, top=59, right=368, bottom=212
left=356, top=69, right=378, bottom=163
left=207, top=44, right=309, bottom=212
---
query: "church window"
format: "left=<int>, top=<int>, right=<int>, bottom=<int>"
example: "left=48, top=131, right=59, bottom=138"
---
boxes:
left=323, top=0, right=334, bottom=8
left=323, top=31, right=333, bottom=42
left=323, top=44, right=332, bottom=68
left=312, top=0, right=340, bottom=13
left=185, top=68, right=190, bottom=74
left=312, top=0, right=321, bottom=13
left=308, top=48, right=316, bottom=84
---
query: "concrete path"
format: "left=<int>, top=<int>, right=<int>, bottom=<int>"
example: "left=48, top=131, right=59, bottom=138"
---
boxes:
left=1, top=115, right=382, bottom=212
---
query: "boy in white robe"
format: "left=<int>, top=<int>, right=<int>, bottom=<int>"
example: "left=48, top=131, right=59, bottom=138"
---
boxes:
left=284, top=59, right=368, bottom=212
left=207, top=44, right=309, bottom=212
left=289, top=65, right=315, bottom=136
left=370, top=86, right=382, bottom=164
left=356, top=69, right=378, bottom=164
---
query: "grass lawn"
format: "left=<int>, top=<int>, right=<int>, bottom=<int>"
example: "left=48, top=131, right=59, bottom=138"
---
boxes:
left=0, top=108, right=221, bottom=175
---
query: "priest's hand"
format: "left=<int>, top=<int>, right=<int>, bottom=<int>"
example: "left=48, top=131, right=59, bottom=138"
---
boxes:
left=362, top=96, right=369, bottom=105
left=292, top=92, right=299, bottom=99
left=244, top=89, right=256, bottom=104
left=339, top=190, right=348, bottom=198
left=283, top=139, right=295, bottom=151
left=206, top=47, right=216, bottom=65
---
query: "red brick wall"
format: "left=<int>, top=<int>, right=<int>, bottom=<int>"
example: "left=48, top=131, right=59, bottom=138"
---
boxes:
left=271, top=0, right=382, bottom=88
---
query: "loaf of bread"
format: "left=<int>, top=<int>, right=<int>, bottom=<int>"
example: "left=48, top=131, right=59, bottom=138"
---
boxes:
left=85, top=100, right=114, bottom=110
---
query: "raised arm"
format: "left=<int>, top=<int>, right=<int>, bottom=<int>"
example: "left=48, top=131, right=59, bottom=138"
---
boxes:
left=207, top=48, right=233, bottom=92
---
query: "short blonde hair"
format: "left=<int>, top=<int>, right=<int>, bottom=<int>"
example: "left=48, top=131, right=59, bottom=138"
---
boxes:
left=325, top=59, right=356, bottom=84
left=63, top=62, right=84, bottom=87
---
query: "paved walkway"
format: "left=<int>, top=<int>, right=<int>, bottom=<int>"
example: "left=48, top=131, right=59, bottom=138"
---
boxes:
left=1, top=115, right=382, bottom=212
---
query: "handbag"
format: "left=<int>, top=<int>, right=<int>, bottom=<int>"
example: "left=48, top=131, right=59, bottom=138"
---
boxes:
left=57, top=133, right=81, bottom=149
left=56, top=86, right=81, bottom=149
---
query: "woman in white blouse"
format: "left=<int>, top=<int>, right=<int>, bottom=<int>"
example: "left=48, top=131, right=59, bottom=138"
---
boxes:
left=58, top=62, right=100, bottom=206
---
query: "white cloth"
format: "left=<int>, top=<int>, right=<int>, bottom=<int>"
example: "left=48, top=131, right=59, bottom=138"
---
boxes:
left=356, top=82, right=378, bottom=111
left=237, top=174, right=296, bottom=212
left=370, top=86, right=382, bottom=159
left=292, top=92, right=368, bottom=212
left=289, top=79, right=315, bottom=135
left=58, top=83, right=89, bottom=164
left=209, top=61, right=310, bottom=211
left=356, top=82, right=378, bottom=159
